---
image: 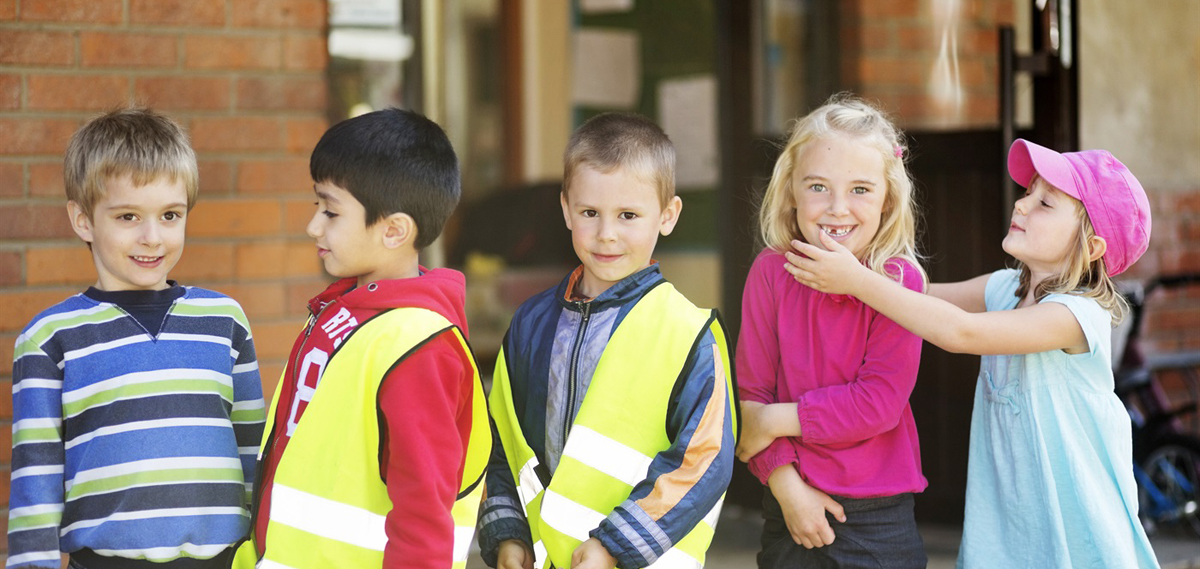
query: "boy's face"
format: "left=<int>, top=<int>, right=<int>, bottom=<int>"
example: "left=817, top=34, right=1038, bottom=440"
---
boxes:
left=307, top=181, right=399, bottom=286
left=561, top=165, right=681, bottom=299
left=68, top=175, right=188, bottom=291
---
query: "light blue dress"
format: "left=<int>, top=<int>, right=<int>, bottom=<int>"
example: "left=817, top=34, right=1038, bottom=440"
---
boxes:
left=956, top=269, right=1159, bottom=569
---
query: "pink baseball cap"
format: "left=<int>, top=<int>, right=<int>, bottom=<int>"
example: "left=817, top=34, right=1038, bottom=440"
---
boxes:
left=1007, top=138, right=1152, bottom=276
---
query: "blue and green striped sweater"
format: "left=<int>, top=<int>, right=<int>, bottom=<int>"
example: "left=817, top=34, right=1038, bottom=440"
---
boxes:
left=7, top=287, right=266, bottom=568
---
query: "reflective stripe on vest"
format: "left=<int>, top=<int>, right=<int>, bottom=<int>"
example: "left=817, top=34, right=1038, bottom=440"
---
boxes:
left=252, top=307, right=490, bottom=569
left=491, top=283, right=736, bottom=569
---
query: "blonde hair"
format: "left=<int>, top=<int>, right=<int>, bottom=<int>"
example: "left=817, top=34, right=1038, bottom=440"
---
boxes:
left=65, top=107, right=199, bottom=219
left=1014, top=184, right=1129, bottom=324
left=759, top=93, right=925, bottom=284
left=563, top=112, right=675, bottom=208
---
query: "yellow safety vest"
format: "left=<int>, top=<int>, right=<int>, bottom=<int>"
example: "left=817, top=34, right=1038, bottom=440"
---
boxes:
left=491, top=283, right=736, bottom=569
left=235, top=307, right=490, bottom=569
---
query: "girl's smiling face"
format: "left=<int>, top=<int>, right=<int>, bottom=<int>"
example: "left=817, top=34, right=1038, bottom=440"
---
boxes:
left=790, top=134, right=888, bottom=259
left=1003, top=176, right=1084, bottom=274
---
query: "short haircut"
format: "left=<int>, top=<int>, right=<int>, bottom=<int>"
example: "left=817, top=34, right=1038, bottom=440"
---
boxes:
left=310, top=108, right=460, bottom=250
left=64, top=107, right=199, bottom=218
left=562, top=112, right=675, bottom=208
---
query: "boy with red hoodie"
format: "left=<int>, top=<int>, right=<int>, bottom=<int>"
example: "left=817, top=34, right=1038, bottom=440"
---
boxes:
left=236, top=109, right=490, bottom=569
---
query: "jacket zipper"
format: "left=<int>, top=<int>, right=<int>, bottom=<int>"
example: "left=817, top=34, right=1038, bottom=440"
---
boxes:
left=249, top=301, right=330, bottom=542
left=563, top=301, right=592, bottom=444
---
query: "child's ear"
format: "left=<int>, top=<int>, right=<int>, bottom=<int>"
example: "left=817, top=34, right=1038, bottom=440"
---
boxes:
left=560, top=192, right=573, bottom=230
left=379, top=212, right=417, bottom=250
left=658, top=196, right=683, bottom=236
left=1086, top=235, right=1107, bottom=263
left=67, top=200, right=95, bottom=244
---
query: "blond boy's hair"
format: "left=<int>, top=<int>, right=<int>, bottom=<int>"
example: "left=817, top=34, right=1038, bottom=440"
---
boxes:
left=1014, top=181, right=1129, bottom=324
left=562, top=112, right=675, bottom=208
left=759, top=93, right=925, bottom=284
left=65, top=107, right=199, bottom=218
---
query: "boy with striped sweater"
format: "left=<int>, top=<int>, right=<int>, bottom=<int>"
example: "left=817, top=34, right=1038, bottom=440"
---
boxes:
left=7, top=108, right=266, bottom=569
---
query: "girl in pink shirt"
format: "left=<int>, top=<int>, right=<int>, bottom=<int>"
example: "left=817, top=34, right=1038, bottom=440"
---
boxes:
left=737, top=95, right=928, bottom=569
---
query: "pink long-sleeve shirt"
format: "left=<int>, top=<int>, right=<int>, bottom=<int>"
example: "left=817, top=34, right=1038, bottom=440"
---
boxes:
left=737, top=249, right=928, bottom=498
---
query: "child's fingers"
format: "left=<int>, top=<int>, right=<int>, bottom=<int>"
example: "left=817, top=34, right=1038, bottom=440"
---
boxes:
left=824, top=498, right=847, bottom=523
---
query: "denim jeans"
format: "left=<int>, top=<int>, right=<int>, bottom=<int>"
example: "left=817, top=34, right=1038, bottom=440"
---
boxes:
left=758, top=490, right=928, bottom=569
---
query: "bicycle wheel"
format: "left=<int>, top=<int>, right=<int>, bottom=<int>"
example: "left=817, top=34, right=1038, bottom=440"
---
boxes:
left=1139, top=434, right=1200, bottom=538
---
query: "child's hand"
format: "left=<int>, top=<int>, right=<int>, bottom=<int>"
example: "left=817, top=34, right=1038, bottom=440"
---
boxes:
left=570, top=538, right=617, bottom=569
left=737, top=401, right=775, bottom=462
left=497, top=539, right=535, bottom=569
left=783, top=233, right=866, bottom=295
left=768, top=465, right=846, bottom=549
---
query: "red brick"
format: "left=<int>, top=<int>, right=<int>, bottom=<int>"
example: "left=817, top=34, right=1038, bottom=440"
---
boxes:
left=29, top=162, right=64, bottom=198
left=172, top=242, right=236, bottom=281
left=187, top=200, right=284, bottom=237
left=236, top=158, right=312, bottom=194
left=131, top=0, right=225, bottom=26
left=236, top=76, right=326, bottom=111
left=898, top=25, right=933, bottom=52
left=260, top=361, right=286, bottom=401
left=0, top=204, right=73, bottom=240
left=234, top=240, right=320, bottom=279
left=0, top=0, right=14, bottom=20
left=191, top=117, right=284, bottom=153
left=215, top=282, right=289, bottom=322
left=27, top=74, right=129, bottom=111
left=0, top=426, right=11, bottom=462
left=964, top=27, right=999, bottom=54
left=0, top=371, right=13, bottom=419
left=230, top=0, right=325, bottom=29
left=81, top=32, right=177, bottom=68
left=0, top=162, right=23, bottom=198
left=284, top=198, right=316, bottom=235
left=0, top=118, right=78, bottom=156
left=285, top=117, right=328, bottom=153
left=859, top=23, right=894, bottom=52
left=184, top=35, right=282, bottom=71
left=198, top=159, right=235, bottom=196
left=0, top=31, right=73, bottom=66
left=253, top=321, right=306, bottom=359
left=284, top=34, right=328, bottom=71
left=134, top=76, right=231, bottom=111
left=0, top=250, right=20, bottom=286
left=22, top=0, right=122, bottom=23
left=286, top=277, right=327, bottom=315
left=860, top=0, right=920, bottom=20
left=0, top=74, right=19, bottom=110
left=0, top=289, right=76, bottom=332
left=0, top=333, right=10, bottom=372
left=859, top=56, right=926, bottom=87
left=26, top=246, right=95, bottom=286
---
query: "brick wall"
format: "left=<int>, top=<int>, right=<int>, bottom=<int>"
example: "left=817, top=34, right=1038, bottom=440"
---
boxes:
left=0, top=0, right=331, bottom=551
left=844, top=0, right=1014, bottom=128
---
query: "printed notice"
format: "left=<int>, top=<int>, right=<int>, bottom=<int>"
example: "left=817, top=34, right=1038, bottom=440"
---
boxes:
left=659, top=75, right=719, bottom=188
left=572, top=28, right=640, bottom=109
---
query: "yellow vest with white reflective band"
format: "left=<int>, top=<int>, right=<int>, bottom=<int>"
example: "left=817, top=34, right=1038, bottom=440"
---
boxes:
left=245, top=307, right=490, bottom=569
left=491, top=283, right=736, bottom=569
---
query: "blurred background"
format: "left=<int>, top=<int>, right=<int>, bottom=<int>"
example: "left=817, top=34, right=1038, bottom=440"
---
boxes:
left=1, top=0, right=1199, bottom=561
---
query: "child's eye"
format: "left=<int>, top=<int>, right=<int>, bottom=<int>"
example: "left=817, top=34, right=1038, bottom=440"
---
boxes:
left=581, top=209, right=598, bottom=218
left=1040, top=200, right=1051, bottom=208
left=810, top=184, right=827, bottom=193
left=619, top=212, right=638, bottom=220
left=162, top=211, right=183, bottom=221
left=322, top=210, right=338, bottom=219
left=851, top=186, right=870, bottom=194
left=118, top=213, right=138, bottom=222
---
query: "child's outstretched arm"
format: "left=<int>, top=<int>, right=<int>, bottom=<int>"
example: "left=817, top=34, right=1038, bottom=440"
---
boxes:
left=786, top=232, right=1088, bottom=356
left=478, top=346, right=534, bottom=569
left=589, top=335, right=735, bottom=569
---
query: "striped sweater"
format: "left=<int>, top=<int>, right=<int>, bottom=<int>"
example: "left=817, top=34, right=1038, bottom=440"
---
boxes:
left=7, top=287, right=266, bottom=569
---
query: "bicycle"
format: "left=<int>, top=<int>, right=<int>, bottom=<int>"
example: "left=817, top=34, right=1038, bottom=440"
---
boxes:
left=1114, top=274, right=1200, bottom=537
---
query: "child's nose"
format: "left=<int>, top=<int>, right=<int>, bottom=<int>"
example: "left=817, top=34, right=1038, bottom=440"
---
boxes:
left=140, top=220, right=162, bottom=245
left=306, top=212, right=322, bottom=238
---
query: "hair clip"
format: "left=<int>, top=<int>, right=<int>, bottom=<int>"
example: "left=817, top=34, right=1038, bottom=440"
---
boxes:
left=894, top=146, right=904, bottom=158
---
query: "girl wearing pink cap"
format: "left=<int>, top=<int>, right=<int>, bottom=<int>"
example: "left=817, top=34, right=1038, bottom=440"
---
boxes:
left=784, top=138, right=1157, bottom=568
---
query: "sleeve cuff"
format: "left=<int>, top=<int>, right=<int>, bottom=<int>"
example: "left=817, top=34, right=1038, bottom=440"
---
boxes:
left=592, top=504, right=666, bottom=569
left=747, top=439, right=800, bottom=485
left=477, top=496, right=533, bottom=568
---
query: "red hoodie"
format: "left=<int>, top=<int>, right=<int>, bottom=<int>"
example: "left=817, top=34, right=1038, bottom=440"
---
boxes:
left=254, top=268, right=476, bottom=568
